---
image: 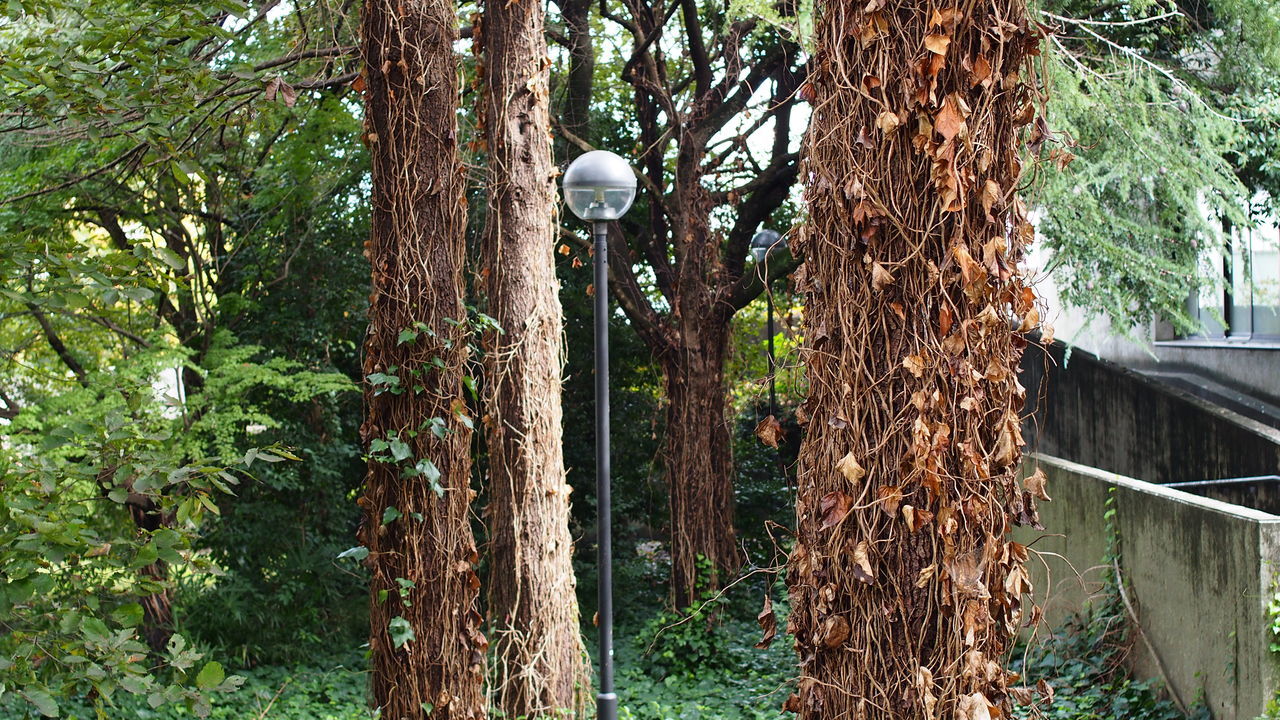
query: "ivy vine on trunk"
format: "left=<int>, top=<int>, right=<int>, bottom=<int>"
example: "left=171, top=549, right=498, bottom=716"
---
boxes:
left=784, top=0, right=1050, bottom=717
left=358, top=0, right=486, bottom=716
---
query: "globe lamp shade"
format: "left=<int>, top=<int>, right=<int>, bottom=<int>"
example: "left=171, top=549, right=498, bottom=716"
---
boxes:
left=563, top=150, right=636, bottom=221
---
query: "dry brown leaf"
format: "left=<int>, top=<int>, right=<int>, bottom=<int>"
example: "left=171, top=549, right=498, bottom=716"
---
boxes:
left=1041, top=321, right=1056, bottom=345
left=924, top=34, right=951, bottom=54
left=876, top=109, right=902, bottom=134
left=916, top=563, right=936, bottom=587
left=877, top=485, right=904, bottom=517
left=903, top=354, right=927, bottom=377
left=1037, top=679, right=1055, bottom=703
left=818, top=614, right=851, bottom=648
left=1009, top=687, right=1035, bottom=706
left=935, top=94, right=968, bottom=141
left=755, top=593, right=777, bottom=649
left=938, top=304, right=954, bottom=336
left=836, top=452, right=866, bottom=484
left=970, top=54, right=992, bottom=87
left=851, top=541, right=875, bottom=583
left=952, top=242, right=983, bottom=285
left=819, top=490, right=854, bottom=529
left=1019, top=305, right=1040, bottom=332
left=1024, top=468, right=1051, bottom=501
left=929, top=7, right=959, bottom=26
left=871, top=262, right=895, bottom=291
left=980, top=179, right=1001, bottom=217
left=755, top=415, right=784, bottom=448
left=558, top=243, right=571, bottom=255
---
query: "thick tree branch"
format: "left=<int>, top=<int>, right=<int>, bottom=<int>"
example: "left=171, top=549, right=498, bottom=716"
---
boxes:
left=722, top=248, right=798, bottom=313
left=28, top=303, right=89, bottom=386
left=0, top=388, right=20, bottom=420
left=679, top=0, right=712, bottom=98
left=562, top=223, right=674, bottom=357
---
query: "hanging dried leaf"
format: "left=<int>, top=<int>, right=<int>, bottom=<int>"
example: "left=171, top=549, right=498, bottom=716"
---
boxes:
left=755, top=593, right=777, bottom=649
left=820, top=490, right=854, bottom=529
left=924, top=34, right=951, bottom=55
left=871, top=262, right=896, bottom=291
left=755, top=415, right=784, bottom=448
left=1024, top=468, right=1050, bottom=501
left=851, top=541, right=875, bottom=583
left=903, top=354, right=927, bottom=377
left=876, top=110, right=902, bottom=134
left=877, top=485, right=904, bottom=517
left=1008, top=686, right=1035, bottom=706
left=836, top=452, right=866, bottom=483
left=970, top=55, right=992, bottom=88
left=1040, top=321, right=1055, bottom=345
left=935, top=93, right=969, bottom=141
left=818, top=614, right=851, bottom=648
left=930, top=7, right=960, bottom=27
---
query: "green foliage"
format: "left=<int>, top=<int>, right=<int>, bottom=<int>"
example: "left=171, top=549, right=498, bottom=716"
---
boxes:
left=1033, top=0, right=1280, bottom=334
left=1010, top=603, right=1198, bottom=720
left=0, top=651, right=371, bottom=720
left=0, top=354, right=293, bottom=716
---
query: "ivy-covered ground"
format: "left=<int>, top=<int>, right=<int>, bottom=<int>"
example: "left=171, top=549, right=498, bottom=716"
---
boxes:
left=0, top=550, right=1200, bottom=720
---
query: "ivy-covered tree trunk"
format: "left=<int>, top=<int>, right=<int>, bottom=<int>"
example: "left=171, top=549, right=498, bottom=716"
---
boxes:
left=662, top=328, right=740, bottom=610
left=553, top=0, right=804, bottom=607
left=358, top=0, right=485, bottom=717
left=785, top=1, right=1046, bottom=718
left=478, top=0, right=588, bottom=714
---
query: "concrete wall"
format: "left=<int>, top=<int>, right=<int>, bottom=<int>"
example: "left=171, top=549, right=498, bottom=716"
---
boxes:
left=1020, top=341, right=1280, bottom=484
left=1029, top=244, right=1280, bottom=403
left=1018, top=455, right=1280, bottom=720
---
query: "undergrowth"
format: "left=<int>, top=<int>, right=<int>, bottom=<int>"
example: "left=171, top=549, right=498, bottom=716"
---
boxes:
left=0, top=545, right=1212, bottom=719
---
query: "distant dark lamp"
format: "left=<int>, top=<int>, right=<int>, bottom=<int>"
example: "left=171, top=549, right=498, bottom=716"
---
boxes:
left=749, top=229, right=785, bottom=264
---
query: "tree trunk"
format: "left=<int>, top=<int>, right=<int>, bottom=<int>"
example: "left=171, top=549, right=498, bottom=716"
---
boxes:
left=478, top=0, right=589, bottom=715
left=358, top=1, right=485, bottom=717
left=785, top=1, right=1044, bottom=718
left=662, top=330, right=740, bottom=610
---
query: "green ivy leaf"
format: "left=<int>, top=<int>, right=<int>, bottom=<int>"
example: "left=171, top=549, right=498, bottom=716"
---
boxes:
left=381, top=506, right=402, bottom=525
left=23, top=689, right=58, bottom=718
left=389, top=439, right=411, bottom=463
left=337, top=546, right=369, bottom=561
left=388, top=617, right=414, bottom=649
left=195, top=661, right=225, bottom=690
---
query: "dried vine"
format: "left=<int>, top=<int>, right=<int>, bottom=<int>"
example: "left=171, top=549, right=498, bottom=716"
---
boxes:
left=358, top=0, right=485, bottom=717
left=784, top=1, right=1050, bottom=717
left=475, top=0, right=590, bottom=714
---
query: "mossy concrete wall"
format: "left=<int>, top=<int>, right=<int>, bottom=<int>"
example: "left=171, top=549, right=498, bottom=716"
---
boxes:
left=1020, top=342, right=1280, bottom=484
left=1020, top=455, right=1280, bottom=720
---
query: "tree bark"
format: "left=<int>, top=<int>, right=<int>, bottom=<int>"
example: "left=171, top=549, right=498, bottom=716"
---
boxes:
left=662, top=330, right=740, bottom=610
left=358, top=1, right=485, bottom=717
left=785, top=1, right=1044, bottom=718
left=478, top=0, right=589, bottom=714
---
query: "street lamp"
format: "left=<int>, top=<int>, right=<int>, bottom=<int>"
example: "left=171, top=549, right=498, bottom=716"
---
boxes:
left=562, top=150, right=636, bottom=720
left=750, top=229, right=786, bottom=418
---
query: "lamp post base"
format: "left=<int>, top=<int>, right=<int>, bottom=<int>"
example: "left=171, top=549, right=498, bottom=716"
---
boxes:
left=597, top=692, right=618, bottom=720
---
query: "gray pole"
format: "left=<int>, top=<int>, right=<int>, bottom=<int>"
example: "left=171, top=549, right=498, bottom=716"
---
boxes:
left=593, top=220, right=617, bottom=720
left=766, top=288, right=776, bottom=418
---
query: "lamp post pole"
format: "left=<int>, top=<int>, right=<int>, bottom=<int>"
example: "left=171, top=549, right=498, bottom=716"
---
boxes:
left=593, top=219, right=616, bottom=720
left=560, top=149, right=634, bottom=720
left=766, top=287, right=776, bottom=418
left=750, top=229, right=785, bottom=420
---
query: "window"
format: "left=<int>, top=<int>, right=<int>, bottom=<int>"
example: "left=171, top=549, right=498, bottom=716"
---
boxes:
left=1189, top=195, right=1280, bottom=340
